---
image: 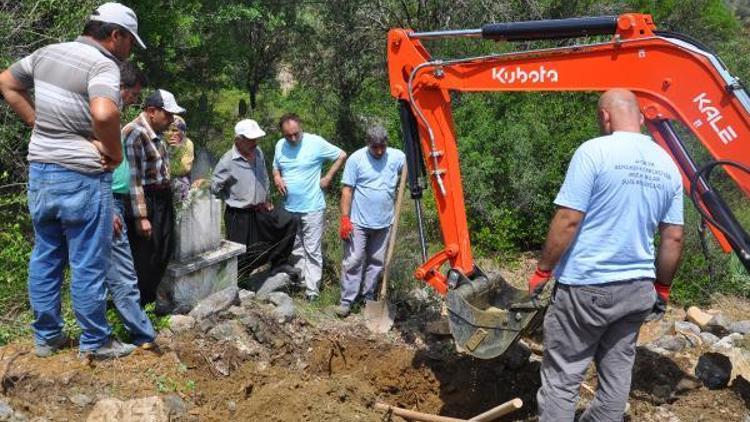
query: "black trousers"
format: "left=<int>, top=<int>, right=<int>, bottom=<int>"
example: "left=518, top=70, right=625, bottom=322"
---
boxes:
left=124, top=189, right=175, bottom=305
left=224, top=206, right=298, bottom=276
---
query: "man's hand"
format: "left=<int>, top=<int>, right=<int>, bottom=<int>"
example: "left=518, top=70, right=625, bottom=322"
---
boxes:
left=263, top=202, right=274, bottom=212
left=167, top=131, right=181, bottom=146
left=113, top=214, right=123, bottom=238
left=320, top=175, right=332, bottom=190
left=647, top=281, right=671, bottom=321
left=528, top=267, right=552, bottom=296
left=135, top=217, right=152, bottom=238
left=274, top=174, right=287, bottom=196
left=339, top=215, right=353, bottom=240
left=92, top=139, right=120, bottom=171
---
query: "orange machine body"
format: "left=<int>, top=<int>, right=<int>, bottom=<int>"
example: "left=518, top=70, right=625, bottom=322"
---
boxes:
left=387, top=13, right=750, bottom=294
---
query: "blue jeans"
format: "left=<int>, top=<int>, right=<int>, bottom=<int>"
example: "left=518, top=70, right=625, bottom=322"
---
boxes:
left=27, top=163, right=112, bottom=351
left=105, top=196, right=156, bottom=345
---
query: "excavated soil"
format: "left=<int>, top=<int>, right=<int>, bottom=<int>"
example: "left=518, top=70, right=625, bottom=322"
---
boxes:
left=1, top=297, right=749, bottom=421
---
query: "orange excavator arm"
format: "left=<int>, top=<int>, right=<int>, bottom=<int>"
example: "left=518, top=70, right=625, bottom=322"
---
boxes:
left=388, top=13, right=750, bottom=295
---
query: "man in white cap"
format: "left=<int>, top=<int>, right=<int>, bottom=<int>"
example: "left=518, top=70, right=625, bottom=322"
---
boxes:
left=211, top=120, right=300, bottom=279
left=0, top=2, right=145, bottom=360
left=122, top=89, right=186, bottom=308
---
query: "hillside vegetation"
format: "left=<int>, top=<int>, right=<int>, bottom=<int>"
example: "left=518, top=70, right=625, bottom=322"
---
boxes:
left=1, top=0, right=750, bottom=343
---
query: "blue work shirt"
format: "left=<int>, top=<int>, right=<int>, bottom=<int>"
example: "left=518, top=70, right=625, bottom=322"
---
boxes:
left=342, top=147, right=406, bottom=229
left=554, top=131, right=684, bottom=285
left=273, top=133, right=343, bottom=213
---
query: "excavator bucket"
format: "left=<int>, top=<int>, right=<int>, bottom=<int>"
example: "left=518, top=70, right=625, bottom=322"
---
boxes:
left=446, top=272, right=549, bottom=359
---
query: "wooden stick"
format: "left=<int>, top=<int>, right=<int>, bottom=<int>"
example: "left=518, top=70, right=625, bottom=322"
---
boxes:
left=375, top=403, right=468, bottom=422
left=468, top=398, right=523, bottom=421
left=380, top=164, right=409, bottom=300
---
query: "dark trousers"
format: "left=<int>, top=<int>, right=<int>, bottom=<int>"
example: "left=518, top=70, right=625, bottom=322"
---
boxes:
left=124, top=189, right=175, bottom=305
left=224, top=206, right=298, bottom=276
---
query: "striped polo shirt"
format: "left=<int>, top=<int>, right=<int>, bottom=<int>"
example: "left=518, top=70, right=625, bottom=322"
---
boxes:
left=9, top=36, right=121, bottom=174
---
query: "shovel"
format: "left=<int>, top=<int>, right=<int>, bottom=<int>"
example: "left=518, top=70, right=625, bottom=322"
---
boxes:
left=364, top=165, right=408, bottom=333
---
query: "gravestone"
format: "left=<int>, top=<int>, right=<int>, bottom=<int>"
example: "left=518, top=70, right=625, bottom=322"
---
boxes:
left=158, top=189, right=245, bottom=314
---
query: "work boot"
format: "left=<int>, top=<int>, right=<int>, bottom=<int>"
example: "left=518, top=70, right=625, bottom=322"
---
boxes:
left=79, top=338, right=137, bottom=361
left=335, top=304, right=351, bottom=318
left=35, top=334, right=71, bottom=358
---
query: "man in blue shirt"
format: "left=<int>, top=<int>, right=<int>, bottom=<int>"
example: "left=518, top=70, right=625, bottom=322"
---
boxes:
left=336, top=126, right=405, bottom=317
left=528, top=89, right=684, bottom=421
left=272, top=113, right=347, bottom=301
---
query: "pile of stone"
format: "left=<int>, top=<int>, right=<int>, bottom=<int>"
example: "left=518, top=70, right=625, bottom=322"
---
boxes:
left=645, top=306, right=750, bottom=390
left=162, top=283, right=309, bottom=376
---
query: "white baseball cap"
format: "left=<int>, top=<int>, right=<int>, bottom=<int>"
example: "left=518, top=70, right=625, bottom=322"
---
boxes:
left=89, top=2, right=147, bottom=49
left=144, top=89, right=186, bottom=114
left=234, top=119, right=266, bottom=139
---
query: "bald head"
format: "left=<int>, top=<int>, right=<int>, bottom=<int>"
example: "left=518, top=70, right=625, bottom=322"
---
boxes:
left=597, top=89, right=644, bottom=135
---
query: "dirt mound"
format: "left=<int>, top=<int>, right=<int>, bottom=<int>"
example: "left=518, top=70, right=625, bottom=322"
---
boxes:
left=1, top=296, right=750, bottom=421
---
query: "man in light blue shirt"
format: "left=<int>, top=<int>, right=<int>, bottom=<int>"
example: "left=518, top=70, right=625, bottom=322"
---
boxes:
left=336, top=126, right=405, bottom=317
left=272, top=113, right=347, bottom=300
left=527, top=89, right=684, bottom=421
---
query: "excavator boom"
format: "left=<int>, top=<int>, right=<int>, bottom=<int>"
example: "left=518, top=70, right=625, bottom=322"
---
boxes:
left=388, top=14, right=750, bottom=359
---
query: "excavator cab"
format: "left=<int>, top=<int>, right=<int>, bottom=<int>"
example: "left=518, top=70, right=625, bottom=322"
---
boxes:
left=391, top=14, right=750, bottom=359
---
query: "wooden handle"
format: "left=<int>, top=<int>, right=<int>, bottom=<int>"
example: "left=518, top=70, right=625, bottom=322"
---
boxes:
left=379, top=164, right=409, bottom=299
left=375, top=403, right=468, bottom=422
left=468, top=398, right=523, bottom=421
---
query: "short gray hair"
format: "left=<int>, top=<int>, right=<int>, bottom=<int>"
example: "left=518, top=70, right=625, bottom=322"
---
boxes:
left=366, top=125, right=388, bottom=145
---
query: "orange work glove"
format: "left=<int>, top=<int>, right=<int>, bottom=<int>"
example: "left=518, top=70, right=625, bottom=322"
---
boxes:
left=647, top=281, right=671, bottom=321
left=528, top=267, right=552, bottom=296
left=339, top=215, right=353, bottom=240
left=654, top=281, right=671, bottom=303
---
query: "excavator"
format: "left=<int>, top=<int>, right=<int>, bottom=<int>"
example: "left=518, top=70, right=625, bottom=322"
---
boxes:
left=387, top=13, right=750, bottom=359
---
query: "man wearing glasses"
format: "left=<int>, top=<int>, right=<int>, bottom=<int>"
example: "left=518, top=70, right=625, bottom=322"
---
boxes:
left=273, top=113, right=347, bottom=301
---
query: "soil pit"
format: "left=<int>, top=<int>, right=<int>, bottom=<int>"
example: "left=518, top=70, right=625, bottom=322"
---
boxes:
left=0, top=302, right=749, bottom=421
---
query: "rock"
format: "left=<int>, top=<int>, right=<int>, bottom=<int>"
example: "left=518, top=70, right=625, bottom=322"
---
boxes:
left=674, top=376, right=702, bottom=394
left=674, top=321, right=701, bottom=337
left=207, top=320, right=257, bottom=358
left=267, top=292, right=295, bottom=321
left=729, top=320, right=750, bottom=335
left=227, top=306, right=249, bottom=318
left=256, top=273, right=292, bottom=299
left=700, top=332, right=720, bottom=346
left=712, top=333, right=743, bottom=352
left=0, top=401, right=13, bottom=420
left=227, top=401, right=236, bottom=413
left=208, top=320, right=247, bottom=342
left=695, top=352, right=732, bottom=389
left=652, top=407, right=681, bottom=422
left=188, top=286, right=240, bottom=320
left=652, top=335, right=688, bottom=352
left=643, top=343, right=669, bottom=355
left=69, top=394, right=93, bottom=407
left=169, top=315, right=196, bottom=334
left=725, top=347, right=750, bottom=385
left=162, top=394, right=187, bottom=417
left=706, top=314, right=732, bottom=337
left=687, top=306, right=714, bottom=328
left=0, top=400, right=26, bottom=422
left=408, top=287, right=431, bottom=303
left=238, top=289, right=255, bottom=302
left=197, top=316, right=218, bottom=333
left=86, top=397, right=169, bottom=422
